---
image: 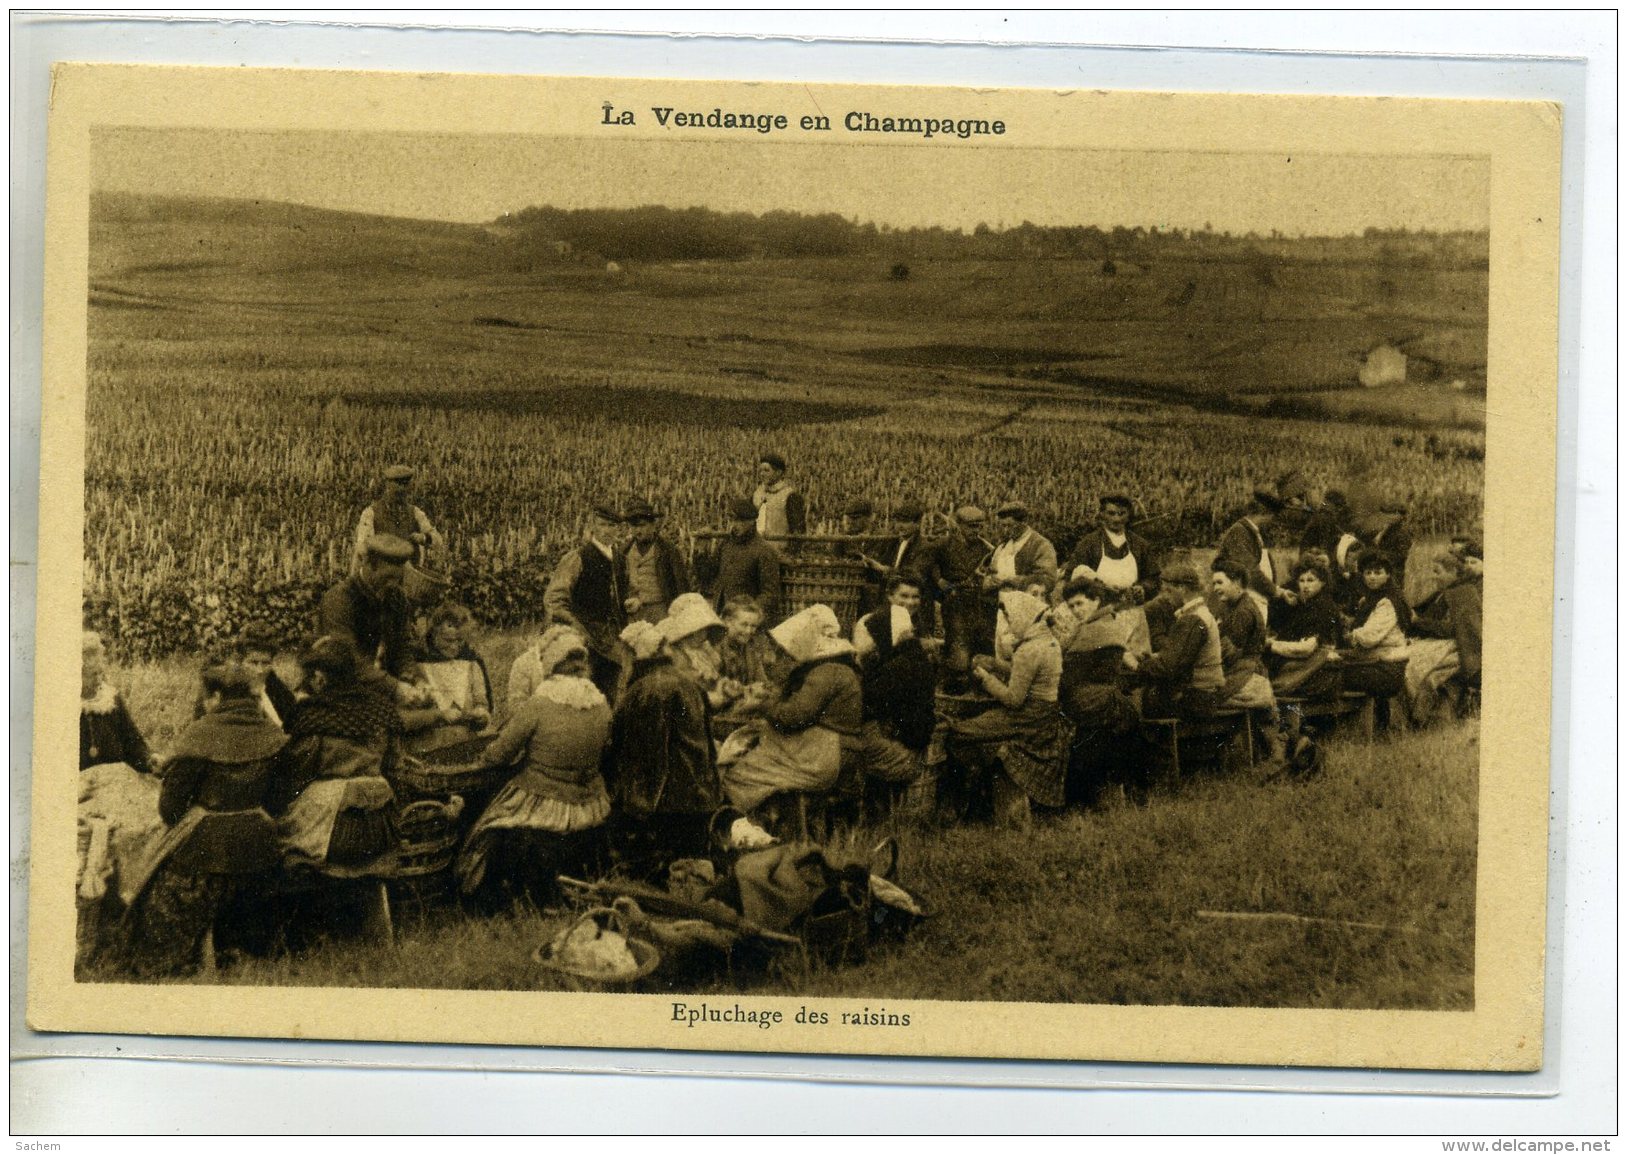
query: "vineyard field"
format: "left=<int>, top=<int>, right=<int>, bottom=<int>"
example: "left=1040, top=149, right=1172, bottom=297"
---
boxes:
left=85, top=192, right=1485, bottom=656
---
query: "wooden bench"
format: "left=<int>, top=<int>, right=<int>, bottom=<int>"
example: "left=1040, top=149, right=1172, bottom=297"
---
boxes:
left=1278, top=692, right=1376, bottom=742
left=1139, top=709, right=1251, bottom=786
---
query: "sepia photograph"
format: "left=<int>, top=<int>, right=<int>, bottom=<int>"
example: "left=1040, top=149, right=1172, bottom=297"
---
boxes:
left=29, top=66, right=1560, bottom=1067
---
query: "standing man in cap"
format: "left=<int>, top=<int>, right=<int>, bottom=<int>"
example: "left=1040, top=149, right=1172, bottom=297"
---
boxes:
left=836, top=498, right=887, bottom=618
left=614, top=498, right=694, bottom=626
left=1215, top=480, right=1293, bottom=619
left=752, top=451, right=806, bottom=542
left=879, top=500, right=934, bottom=633
left=544, top=502, right=629, bottom=701
left=921, top=505, right=996, bottom=680
left=881, top=501, right=931, bottom=576
left=1058, top=493, right=1161, bottom=659
left=700, top=497, right=784, bottom=623
left=319, top=533, right=431, bottom=707
left=984, top=501, right=1059, bottom=599
left=352, top=465, right=444, bottom=574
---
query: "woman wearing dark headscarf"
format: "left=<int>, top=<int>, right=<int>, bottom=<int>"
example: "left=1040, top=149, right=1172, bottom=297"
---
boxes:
left=1267, top=560, right=1345, bottom=701
left=274, top=636, right=401, bottom=870
left=117, top=661, right=284, bottom=977
left=855, top=604, right=936, bottom=800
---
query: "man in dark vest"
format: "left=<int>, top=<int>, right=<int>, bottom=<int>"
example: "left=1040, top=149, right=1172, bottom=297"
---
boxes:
left=614, top=498, right=695, bottom=625
left=351, top=464, right=444, bottom=573
left=544, top=502, right=628, bottom=700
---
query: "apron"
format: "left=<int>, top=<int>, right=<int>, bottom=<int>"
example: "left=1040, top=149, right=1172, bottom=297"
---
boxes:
left=722, top=724, right=842, bottom=811
left=1094, top=548, right=1139, bottom=592
left=279, top=776, right=395, bottom=866
left=421, top=660, right=484, bottom=713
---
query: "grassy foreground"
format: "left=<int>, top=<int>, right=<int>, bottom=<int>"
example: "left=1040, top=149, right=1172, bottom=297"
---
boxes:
left=105, top=640, right=1477, bottom=1009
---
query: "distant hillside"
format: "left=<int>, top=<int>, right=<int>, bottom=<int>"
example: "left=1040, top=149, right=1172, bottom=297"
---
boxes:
left=88, top=192, right=1488, bottom=426
left=90, top=191, right=511, bottom=283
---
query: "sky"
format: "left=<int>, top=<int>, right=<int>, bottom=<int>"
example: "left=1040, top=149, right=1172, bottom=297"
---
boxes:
left=92, top=127, right=1490, bottom=236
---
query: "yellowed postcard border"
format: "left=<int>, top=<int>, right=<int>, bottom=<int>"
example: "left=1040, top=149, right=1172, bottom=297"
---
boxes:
left=28, top=65, right=1560, bottom=1069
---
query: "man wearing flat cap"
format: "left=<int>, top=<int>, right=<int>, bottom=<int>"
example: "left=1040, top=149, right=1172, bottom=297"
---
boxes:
left=613, top=498, right=695, bottom=626
left=877, top=500, right=934, bottom=633
left=752, top=451, right=806, bottom=542
left=1298, top=486, right=1350, bottom=559
left=920, top=505, right=996, bottom=679
left=352, top=464, right=444, bottom=574
left=697, top=496, right=783, bottom=623
left=1214, top=479, right=1295, bottom=618
left=320, top=533, right=430, bottom=707
left=984, top=501, right=1059, bottom=598
left=544, top=502, right=629, bottom=700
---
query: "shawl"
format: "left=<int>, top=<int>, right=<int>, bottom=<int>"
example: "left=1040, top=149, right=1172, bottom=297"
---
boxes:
left=866, top=605, right=915, bottom=664
left=1353, top=582, right=1413, bottom=636
left=287, top=683, right=399, bottom=748
left=780, top=654, right=860, bottom=701
left=1273, top=590, right=1343, bottom=647
left=166, top=699, right=288, bottom=764
left=534, top=673, right=608, bottom=711
left=80, top=681, right=120, bottom=715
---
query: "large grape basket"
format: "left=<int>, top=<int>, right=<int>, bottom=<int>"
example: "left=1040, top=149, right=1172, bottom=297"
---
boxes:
left=780, top=554, right=871, bottom=632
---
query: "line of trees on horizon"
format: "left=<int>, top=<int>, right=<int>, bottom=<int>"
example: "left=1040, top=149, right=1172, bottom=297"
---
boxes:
left=495, top=203, right=1491, bottom=266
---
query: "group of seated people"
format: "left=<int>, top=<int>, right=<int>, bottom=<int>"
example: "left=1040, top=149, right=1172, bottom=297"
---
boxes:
left=76, top=473, right=1484, bottom=979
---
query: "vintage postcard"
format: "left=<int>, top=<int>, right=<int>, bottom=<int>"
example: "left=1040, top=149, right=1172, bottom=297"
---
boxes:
left=28, top=64, right=1559, bottom=1069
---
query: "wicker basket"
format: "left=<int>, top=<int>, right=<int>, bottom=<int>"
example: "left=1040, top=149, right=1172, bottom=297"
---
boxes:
left=394, top=798, right=465, bottom=878
left=531, top=907, right=662, bottom=989
left=392, top=734, right=509, bottom=799
left=782, top=556, right=871, bottom=631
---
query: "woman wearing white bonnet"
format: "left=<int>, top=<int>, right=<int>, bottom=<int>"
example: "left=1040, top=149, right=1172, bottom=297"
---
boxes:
left=661, top=592, right=738, bottom=710
left=720, top=604, right=865, bottom=822
left=457, top=624, right=613, bottom=906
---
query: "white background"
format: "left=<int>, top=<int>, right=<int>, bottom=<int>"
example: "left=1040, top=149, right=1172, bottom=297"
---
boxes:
left=8, top=9, right=1616, bottom=1139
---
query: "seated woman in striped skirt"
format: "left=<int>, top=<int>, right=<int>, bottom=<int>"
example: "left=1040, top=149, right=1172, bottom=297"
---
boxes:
left=457, top=626, right=613, bottom=907
left=943, top=589, right=1067, bottom=826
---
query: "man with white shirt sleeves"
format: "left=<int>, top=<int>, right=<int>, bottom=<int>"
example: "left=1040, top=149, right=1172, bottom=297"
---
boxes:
left=752, top=451, right=806, bottom=542
left=544, top=502, right=628, bottom=700
left=351, top=464, right=445, bottom=573
left=982, top=501, right=1059, bottom=598
left=1214, top=478, right=1296, bottom=619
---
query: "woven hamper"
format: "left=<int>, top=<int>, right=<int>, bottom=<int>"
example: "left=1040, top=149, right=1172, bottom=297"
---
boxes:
left=781, top=556, right=870, bottom=631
